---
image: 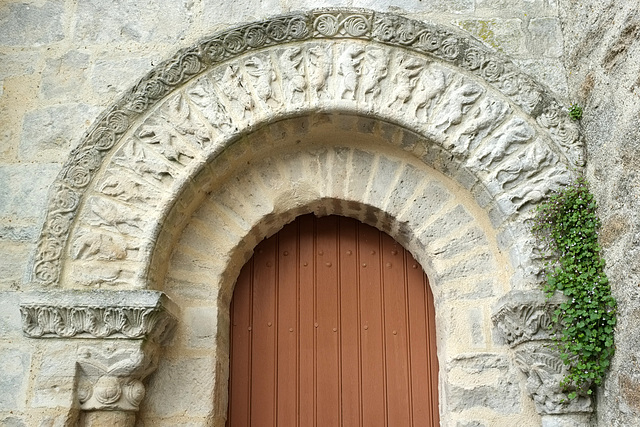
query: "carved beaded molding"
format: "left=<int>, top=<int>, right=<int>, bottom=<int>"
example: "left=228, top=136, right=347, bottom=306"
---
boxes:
left=20, top=291, right=177, bottom=343
left=32, top=8, right=584, bottom=287
left=492, top=292, right=592, bottom=415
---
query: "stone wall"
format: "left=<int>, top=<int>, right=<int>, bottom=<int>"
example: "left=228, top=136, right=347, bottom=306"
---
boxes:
left=559, top=1, right=640, bottom=425
left=3, top=0, right=636, bottom=426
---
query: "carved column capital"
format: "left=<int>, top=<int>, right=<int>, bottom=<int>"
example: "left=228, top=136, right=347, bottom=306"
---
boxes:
left=76, top=341, right=158, bottom=412
left=19, top=290, right=178, bottom=425
left=492, top=291, right=593, bottom=416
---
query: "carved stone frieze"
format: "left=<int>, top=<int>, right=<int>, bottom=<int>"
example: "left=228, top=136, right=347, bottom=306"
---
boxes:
left=492, top=291, right=593, bottom=415
left=33, top=8, right=585, bottom=287
left=20, top=291, right=177, bottom=344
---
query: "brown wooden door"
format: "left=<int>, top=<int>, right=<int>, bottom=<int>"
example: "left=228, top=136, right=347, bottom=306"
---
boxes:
left=227, top=215, right=439, bottom=427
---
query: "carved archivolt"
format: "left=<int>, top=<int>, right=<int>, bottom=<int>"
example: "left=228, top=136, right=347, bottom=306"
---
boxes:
left=32, top=9, right=583, bottom=288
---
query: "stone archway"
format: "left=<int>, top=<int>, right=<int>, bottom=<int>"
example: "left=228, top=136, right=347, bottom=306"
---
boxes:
left=20, top=8, right=590, bottom=427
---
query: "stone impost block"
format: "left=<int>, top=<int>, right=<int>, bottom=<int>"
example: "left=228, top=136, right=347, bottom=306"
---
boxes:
left=20, top=290, right=178, bottom=344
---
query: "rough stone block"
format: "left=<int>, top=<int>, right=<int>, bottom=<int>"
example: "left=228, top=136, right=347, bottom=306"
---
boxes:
left=351, top=0, right=474, bottom=13
left=513, top=59, right=568, bottom=96
left=74, top=0, right=193, bottom=44
left=144, top=356, right=216, bottom=418
left=0, top=292, right=22, bottom=338
left=185, top=306, right=218, bottom=349
left=39, top=51, right=90, bottom=100
left=457, top=18, right=526, bottom=56
left=0, top=347, right=31, bottom=410
left=367, top=156, right=401, bottom=205
left=528, top=18, right=563, bottom=58
left=0, top=164, right=61, bottom=219
left=91, top=55, right=155, bottom=98
left=447, top=353, right=521, bottom=414
left=421, top=205, right=475, bottom=241
left=0, top=242, right=31, bottom=287
left=20, top=104, right=101, bottom=163
left=0, top=2, right=64, bottom=46
left=31, top=342, right=78, bottom=408
left=0, top=415, right=27, bottom=427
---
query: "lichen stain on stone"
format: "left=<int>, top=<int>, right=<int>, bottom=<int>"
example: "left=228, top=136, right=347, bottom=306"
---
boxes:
left=458, top=19, right=501, bottom=51
left=620, top=375, right=640, bottom=412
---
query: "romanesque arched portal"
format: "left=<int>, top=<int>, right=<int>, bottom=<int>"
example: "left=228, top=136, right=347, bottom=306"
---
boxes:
left=19, top=8, right=591, bottom=427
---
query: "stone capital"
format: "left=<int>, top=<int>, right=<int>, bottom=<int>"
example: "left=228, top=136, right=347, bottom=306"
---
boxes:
left=492, top=291, right=592, bottom=415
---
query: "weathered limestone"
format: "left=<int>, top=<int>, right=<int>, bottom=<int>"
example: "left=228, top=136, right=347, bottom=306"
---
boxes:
left=4, top=0, right=635, bottom=424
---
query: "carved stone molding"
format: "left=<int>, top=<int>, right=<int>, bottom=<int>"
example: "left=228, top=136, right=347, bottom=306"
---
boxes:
left=32, top=8, right=584, bottom=288
left=20, top=290, right=177, bottom=344
left=492, top=291, right=592, bottom=415
left=76, top=342, right=159, bottom=412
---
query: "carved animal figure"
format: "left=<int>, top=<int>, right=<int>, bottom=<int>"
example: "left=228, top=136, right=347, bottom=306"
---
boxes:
left=307, top=45, right=332, bottom=97
left=337, top=44, right=364, bottom=100
left=451, top=97, right=510, bottom=155
left=432, top=81, right=482, bottom=132
left=280, top=47, right=306, bottom=102
left=470, top=117, right=534, bottom=170
left=494, top=144, right=556, bottom=189
left=87, top=198, right=143, bottom=233
left=137, top=121, right=194, bottom=165
left=115, top=141, right=175, bottom=181
left=99, top=175, right=149, bottom=202
left=412, top=66, right=447, bottom=118
left=72, top=233, right=128, bottom=261
left=507, top=170, right=571, bottom=211
left=188, top=78, right=234, bottom=132
left=245, top=56, right=277, bottom=103
left=360, top=48, right=388, bottom=101
left=164, top=94, right=211, bottom=148
left=387, top=56, right=422, bottom=108
left=220, top=65, right=254, bottom=118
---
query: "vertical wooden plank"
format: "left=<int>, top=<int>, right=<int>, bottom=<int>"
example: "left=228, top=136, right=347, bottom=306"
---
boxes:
left=406, top=251, right=435, bottom=427
left=250, top=237, right=277, bottom=427
left=358, top=222, right=386, bottom=427
left=315, top=216, right=341, bottom=426
left=228, top=262, right=253, bottom=427
left=298, top=215, right=315, bottom=427
left=276, top=223, right=298, bottom=426
left=338, top=217, right=362, bottom=427
left=381, top=234, right=412, bottom=426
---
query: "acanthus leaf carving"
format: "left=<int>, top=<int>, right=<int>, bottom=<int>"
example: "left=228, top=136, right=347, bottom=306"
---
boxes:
left=492, top=291, right=593, bottom=415
left=76, top=343, right=159, bottom=411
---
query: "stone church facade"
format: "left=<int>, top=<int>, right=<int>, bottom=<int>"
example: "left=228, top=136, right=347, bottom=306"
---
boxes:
left=1, top=1, right=638, bottom=426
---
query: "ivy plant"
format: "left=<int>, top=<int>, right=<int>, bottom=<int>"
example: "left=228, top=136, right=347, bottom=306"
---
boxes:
left=531, top=176, right=616, bottom=398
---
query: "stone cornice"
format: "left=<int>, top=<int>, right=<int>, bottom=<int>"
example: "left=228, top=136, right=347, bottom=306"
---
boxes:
left=20, top=290, right=177, bottom=344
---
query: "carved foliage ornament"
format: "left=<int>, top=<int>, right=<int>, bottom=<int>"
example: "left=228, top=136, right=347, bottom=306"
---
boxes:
left=20, top=291, right=177, bottom=344
left=33, top=8, right=584, bottom=286
left=492, top=292, right=592, bottom=415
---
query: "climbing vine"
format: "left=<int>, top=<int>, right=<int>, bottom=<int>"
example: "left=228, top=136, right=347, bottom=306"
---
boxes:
left=531, top=176, right=616, bottom=398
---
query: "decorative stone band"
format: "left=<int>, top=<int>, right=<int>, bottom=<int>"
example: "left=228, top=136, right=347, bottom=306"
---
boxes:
left=20, top=290, right=177, bottom=345
left=33, top=8, right=584, bottom=287
left=492, top=291, right=592, bottom=415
